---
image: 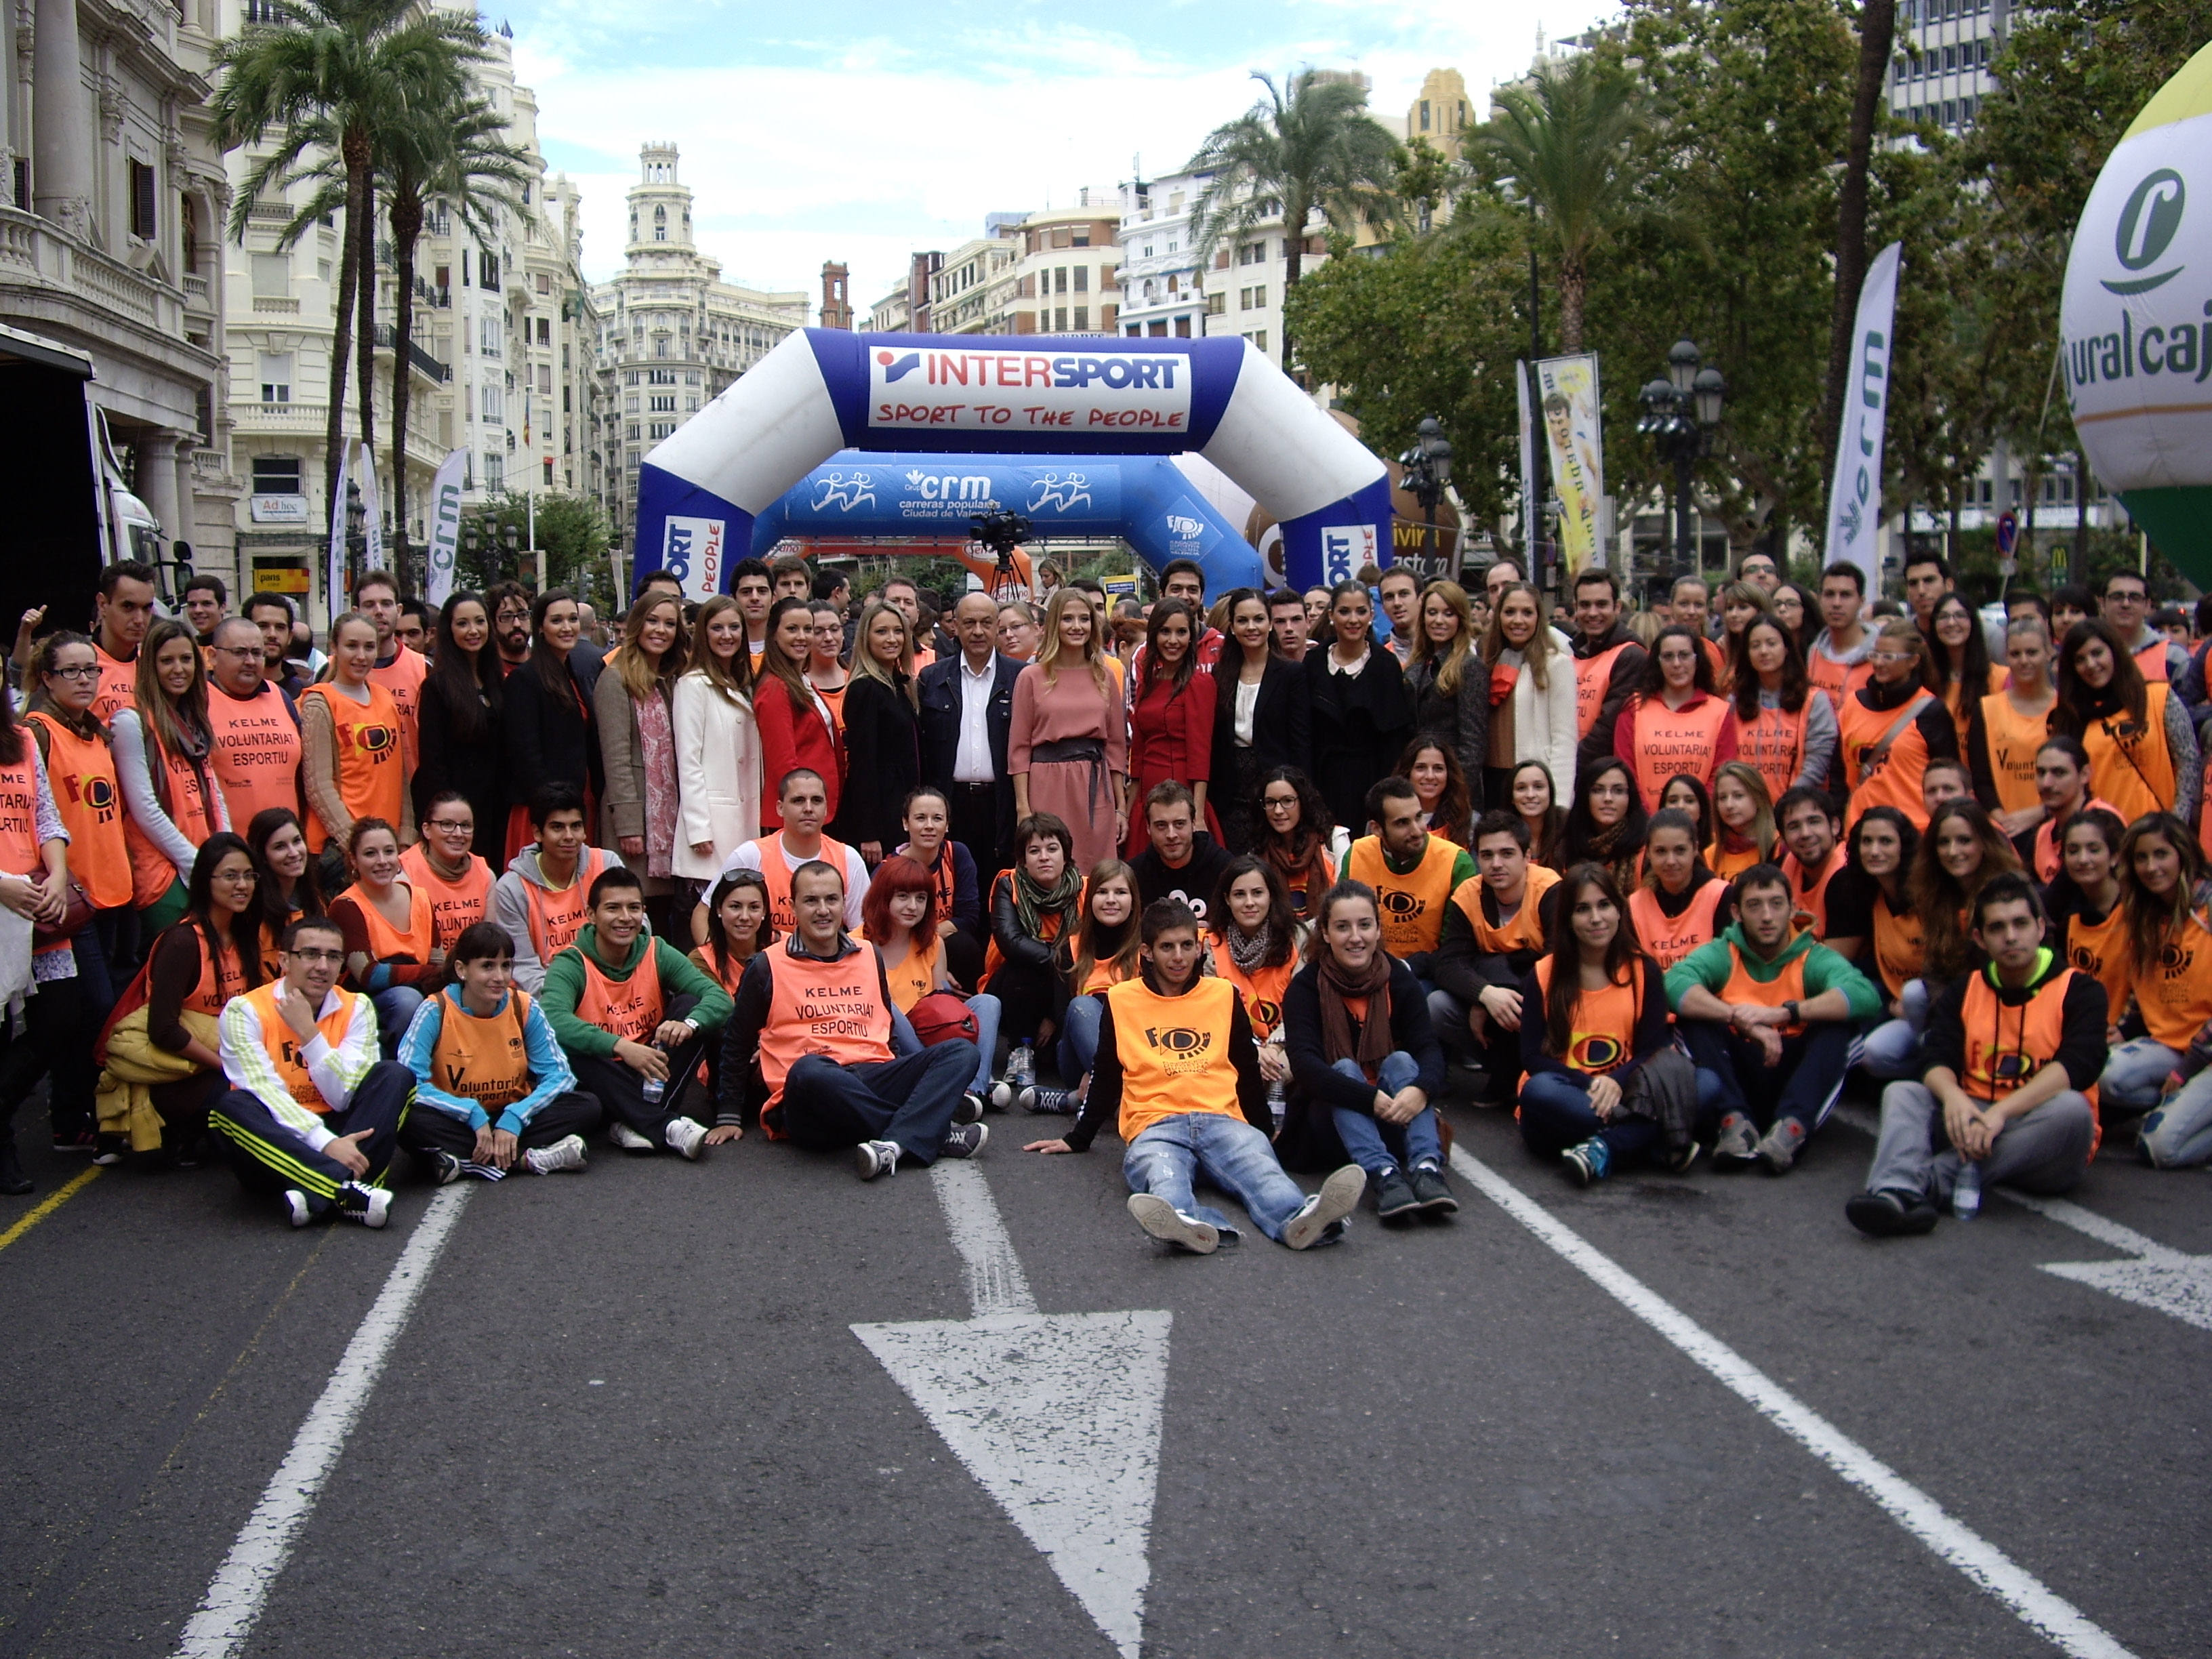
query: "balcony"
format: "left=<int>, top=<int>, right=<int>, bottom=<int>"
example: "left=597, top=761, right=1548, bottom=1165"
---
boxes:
left=373, top=323, right=452, bottom=384
left=231, top=400, right=327, bottom=434
left=253, top=294, right=300, bottom=314
left=0, top=204, right=192, bottom=342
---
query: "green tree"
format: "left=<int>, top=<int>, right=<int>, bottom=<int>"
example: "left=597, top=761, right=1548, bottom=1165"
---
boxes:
left=1187, top=70, right=1402, bottom=367
left=1820, top=0, right=1902, bottom=505
left=462, top=493, right=613, bottom=600
left=212, top=0, right=481, bottom=518
left=1466, top=49, right=1653, bottom=353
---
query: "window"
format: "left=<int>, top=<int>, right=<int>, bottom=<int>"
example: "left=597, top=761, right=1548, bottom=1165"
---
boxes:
left=1073, top=266, right=1088, bottom=293
left=483, top=384, right=504, bottom=421
left=250, top=253, right=289, bottom=297
left=649, top=394, right=675, bottom=412
left=684, top=371, right=701, bottom=384
left=1245, top=330, right=1268, bottom=353
left=1238, top=241, right=1265, bottom=266
left=649, top=421, right=675, bottom=439
left=1073, top=306, right=1088, bottom=330
left=129, top=161, right=157, bottom=240
left=1174, top=317, right=1191, bottom=337
left=684, top=397, right=698, bottom=412
left=544, top=459, right=554, bottom=486
left=1206, top=293, right=1226, bottom=315
left=535, top=272, right=551, bottom=295
left=251, top=456, right=301, bottom=493
left=627, top=422, right=640, bottom=441
left=257, top=352, right=291, bottom=403
left=479, top=316, right=501, bottom=356
left=466, top=385, right=474, bottom=420
left=1142, top=246, right=1153, bottom=258
left=479, top=251, right=498, bottom=288
left=1073, top=227, right=1090, bottom=247
left=625, top=370, right=640, bottom=386
left=1051, top=226, right=1071, bottom=248
left=484, top=453, right=503, bottom=489
left=654, top=340, right=670, bottom=359
left=1054, top=267, right=1067, bottom=293
left=1055, top=306, right=1067, bottom=331
left=537, top=364, right=552, bottom=394
left=536, top=317, right=551, bottom=344
left=648, top=368, right=676, bottom=384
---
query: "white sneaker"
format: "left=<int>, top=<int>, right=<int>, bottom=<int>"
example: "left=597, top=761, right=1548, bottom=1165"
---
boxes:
left=665, top=1117, right=708, bottom=1161
left=523, top=1134, right=588, bottom=1175
left=608, top=1120, right=654, bottom=1152
left=337, top=1182, right=393, bottom=1229
left=1283, top=1164, right=1366, bottom=1250
left=282, top=1189, right=312, bottom=1229
left=1128, top=1193, right=1219, bottom=1254
left=987, top=1080, right=1017, bottom=1112
left=855, top=1138, right=901, bottom=1181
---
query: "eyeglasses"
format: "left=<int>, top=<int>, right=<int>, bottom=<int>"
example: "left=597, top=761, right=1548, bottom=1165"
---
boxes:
left=1871, top=650, right=1918, bottom=663
left=213, top=869, right=260, bottom=884
left=1263, top=795, right=1299, bottom=811
left=2108, top=589, right=2147, bottom=604
left=44, top=664, right=100, bottom=681
left=214, top=645, right=264, bottom=659
left=426, top=819, right=472, bottom=833
left=287, top=948, right=345, bottom=965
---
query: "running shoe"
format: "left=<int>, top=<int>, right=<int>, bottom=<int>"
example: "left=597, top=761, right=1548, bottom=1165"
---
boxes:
left=335, top=1182, right=392, bottom=1229
left=1018, top=1085, right=1080, bottom=1115
left=665, top=1117, right=709, bottom=1161
left=523, top=1134, right=588, bottom=1176
left=608, top=1120, right=655, bottom=1152
left=1755, top=1118, right=1807, bottom=1175
left=1374, top=1170, right=1421, bottom=1219
left=939, top=1122, right=989, bottom=1160
left=855, top=1139, right=901, bottom=1180
left=1561, top=1137, right=1610, bottom=1187
left=1709, top=1112, right=1759, bottom=1170
left=1409, top=1164, right=1458, bottom=1214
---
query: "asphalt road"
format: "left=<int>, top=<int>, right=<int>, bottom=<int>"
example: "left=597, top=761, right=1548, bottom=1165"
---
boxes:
left=1, top=1071, right=2205, bottom=1659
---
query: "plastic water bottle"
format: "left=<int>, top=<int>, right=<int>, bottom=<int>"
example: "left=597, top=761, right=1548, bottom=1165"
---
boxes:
left=1952, top=1160, right=1981, bottom=1221
left=640, top=1047, right=666, bottom=1106
left=1267, top=1076, right=1287, bottom=1128
left=1008, top=1044, right=1035, bottom=1090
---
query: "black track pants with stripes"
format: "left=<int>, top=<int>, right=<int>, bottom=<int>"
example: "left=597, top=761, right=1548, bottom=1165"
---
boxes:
left=210, top=1061, right=414, bottom=1215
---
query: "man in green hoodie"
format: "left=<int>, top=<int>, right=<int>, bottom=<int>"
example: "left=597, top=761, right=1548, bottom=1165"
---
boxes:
left=1666, top=862, right=1881, bottom=1174
left=540, top=867, right=733, bottom=1160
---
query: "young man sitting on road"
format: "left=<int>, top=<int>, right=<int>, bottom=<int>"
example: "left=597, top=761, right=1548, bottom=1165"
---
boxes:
left=1025, top=898, right=1365, bottom=1253
left=1847, top=874, right=2102, bottom=1235
left=540, top=867, right=731, bottom=1161
left=720, top=859, right=985, bottom=1179
left=1429, top=812, right=1562, bottom=1103
left=493, top=784, right=625, bottom=992
left=209, top=916, right=415, bottom=1229
left=396, top=920, right=601, bottom=1181
left=1775, top=787, right=1847, bottom=938
left=1343, top=774, right=1474, bottom=992
left=1667, top=863, right=1883, bottom=1173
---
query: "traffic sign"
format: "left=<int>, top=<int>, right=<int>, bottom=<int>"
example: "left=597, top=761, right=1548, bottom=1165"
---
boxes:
left=1996, top=510, right=2018, bottom=555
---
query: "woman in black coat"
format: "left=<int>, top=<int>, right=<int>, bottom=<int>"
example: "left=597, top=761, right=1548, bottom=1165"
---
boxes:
left=1303, top=580, right=1412, bottom=838
left=413, top=591, right=506, bottom=861
left=500, top=588, right=602, bottom=853
left=1211, top=588, right=1311, bottom=853
left=831, top=600, right=921, bottom=865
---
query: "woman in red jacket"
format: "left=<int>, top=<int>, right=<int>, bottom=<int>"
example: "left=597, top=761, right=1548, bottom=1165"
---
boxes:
left=752, top=596, right=845, bottom=830
left=1126, top=598, right=1218, bottom=855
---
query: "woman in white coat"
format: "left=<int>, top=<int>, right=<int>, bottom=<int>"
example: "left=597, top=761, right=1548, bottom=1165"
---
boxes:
left=1479, top=580, right=1578, bottom=808
left=672, top=594, right=761, bottom=941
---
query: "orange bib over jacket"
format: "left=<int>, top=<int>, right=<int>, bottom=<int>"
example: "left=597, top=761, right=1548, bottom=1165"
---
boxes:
left=1346, top=834, right=1460, bottom=959
left=237, top=981, right=360, bottom=1112
left=1450, top=862, right=1561, bottom=956
left=1103, top=976, right=1242, bottom=1142
left=1574, top=642, right=1635, bottom=739
left=2062, top=904, right=2129, bottom=1023
left=1212, top=949, right=1294, bottom=1040
left=1532, top=957, right=1639, bottom=1074
left=1628, top=880, right=1727, bottom=970
left=1719, top=944, right=1811, bottom=1037
left=1737, top=700, right=1810, bottom=802
left=341, top=880, right=434, bottom=969
left=882, top=933, right=940, bottom=1012
left=428, top=988, right=535, bottom=1112
left=28, top=714, right=131, bottom=910
left=751, top=834, right=855, bottom=933
left=171, top=923, right=249, bottom=1017
left=519, top=847, right=614, bottom=966
left=2134, top=635, right=2171, bottom=682
left=1868, top=892, right=1925, bottom=1000
left=1977, top=691, right=2057, bottom=816
left=2110, top=909, right=2212, bottom=1050
left=300, top=682, right=406, bottom=853
left=573, top=942, right=666, bottom=1044
left=1806, top=647, right=1872, bottom=714
left=2081, top=682, right=2176, bottom=828
left=205, top=682, right=302, bottom=830
left=122, top=729, right=222, bottom=907
left=1782, top=846, right=1847, bottom=938
left=90, top=643, right=136, bottom=724
left=757, top=942, right=897, bottom=1128
left=1838, top=690, right=1938, bottom=830
left=1626, top=693, right=1731, bottom=813
left=401, top=844, right=495, bottom=951
left=1958, top=966, right=2101, bottom=1156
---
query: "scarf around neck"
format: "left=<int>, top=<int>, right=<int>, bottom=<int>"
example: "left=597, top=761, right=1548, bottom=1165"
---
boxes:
left=1317, top=945, right=1393, bottom=1071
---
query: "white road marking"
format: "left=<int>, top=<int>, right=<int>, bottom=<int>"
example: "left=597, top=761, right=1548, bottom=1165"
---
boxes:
left=854, top=1162, right=1169, bottom=1658
left=1448, top=1147, right=2137, bottom=1659
left=1835, top=1098, right=2212, bottom=1331
left=173, top=1186, right=472, bottom=1659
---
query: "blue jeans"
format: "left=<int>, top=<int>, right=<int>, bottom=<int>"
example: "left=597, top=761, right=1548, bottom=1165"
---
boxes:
left=2139, top=1070, right=2212, bottom=1167
left=1058, top=992, right=1104, bottom=1080
left=371, top=986, right=426, bottom=1062
left=1122, top=1111, right=1325, bottom=1246
left=963, top=992, right=1003, bottom=1094
left=1860, top=978, right=1930, bottom=1080
left=1328, top=1053, right=1441, bottom=1177
left=1517, top=1068, right=1661, bottom=1163
left=2100, top=1037, right=2182, bottom=1117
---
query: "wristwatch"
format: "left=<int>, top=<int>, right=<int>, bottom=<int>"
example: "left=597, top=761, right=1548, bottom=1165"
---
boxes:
left=1782, top=999, right=1801, bottom=1025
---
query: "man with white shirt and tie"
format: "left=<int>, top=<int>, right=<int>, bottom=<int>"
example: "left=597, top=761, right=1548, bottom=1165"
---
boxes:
left=918, top=592, right=1023, bottom=882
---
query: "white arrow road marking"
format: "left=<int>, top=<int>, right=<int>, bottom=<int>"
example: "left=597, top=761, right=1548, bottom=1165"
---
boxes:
left=1449, top=1146, right=2139, bottom=1659
left=1835, top=1102, right=2212, bottom=1333
left=175, top=1184, right=473, bottom=1659
left=851, top=1162, right=1170, bottom=1659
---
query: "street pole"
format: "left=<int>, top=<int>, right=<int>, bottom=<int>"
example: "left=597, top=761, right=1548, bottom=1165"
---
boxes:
left=1675, top=451, right=1695, bottom=580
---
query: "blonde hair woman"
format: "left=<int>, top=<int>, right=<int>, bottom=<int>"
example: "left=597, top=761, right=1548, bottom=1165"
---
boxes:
left=1009, top=586, right=1128, bottom=879
left=1481, top=581, right=1577, bottom=812
left=1406, top=579, right=1489, bottom=806
left=832, top=599, right=921, bottom=866
left=671, top=594, right=760, bottom=909
left=1708, top=760, right=1778, bottom=878
left=596, top=590, right=690, bottom=928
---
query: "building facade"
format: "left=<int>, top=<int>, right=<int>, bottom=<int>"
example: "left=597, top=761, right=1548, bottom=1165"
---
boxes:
left=1889, top=0, right=2002, bottom=132
left=1, top=0, right=239, bottom=590
left=588, top=143, right=809, bottom=552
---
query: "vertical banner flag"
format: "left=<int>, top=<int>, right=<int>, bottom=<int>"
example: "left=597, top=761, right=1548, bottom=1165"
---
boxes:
left=424, top=449, right=468, bottom=609
left=1515, top=360, right=1538, bottom=562
left=1823, top=242, right=1904, bottom=595
left=357, top=441, right=385, bottom=574
left=1535, top=354, right=1605, bottom=576
left=327, top=438, right=350, bottom=629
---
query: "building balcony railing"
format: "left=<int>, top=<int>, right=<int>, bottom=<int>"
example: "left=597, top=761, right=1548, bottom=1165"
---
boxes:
left=373, top=323, right=452, bottom=383
left=252, top=294, right=300, bottom=313
left=0, top=205, right=190, bottom=340
left=231, top=400, right=328, bottom=434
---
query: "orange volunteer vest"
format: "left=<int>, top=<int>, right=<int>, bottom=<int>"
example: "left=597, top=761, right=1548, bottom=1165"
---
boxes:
left=751, top=834, right=855, bottom=933
left=238, top=981, right=361, bottom=1112
left=369, top=645, right=428, bottom=767
left=27, top=714, right=132, bottom=910
left=1346, top=834, right=1460, bottom=959
left=2062, top=904, right=2129, bottom=1024
left=757, top=942, right=897, bottom=1128
left=1737, top=700, right=1810, bottom=802
left=1806, top=647, right=1873, bottom=714
left=428, top=988, right=535, bottom=1113
left=1958, top=966, right=2102, bottom=1159
left=1838, top=690, right=1938, bottom=830
left=1627, top=693, right=1731, bottom=813
left=519, top=846, right=613, bottom=966
left=1718, top=943, right=1811, bottom=1036
left=1781, top=846, right=1847, bottom=937
left=2112, top=909, right=2212, bottom=1050
left=173, top=923, right=249, bottom=1017
left=1211, top=948, right=1294, bottom=1040
left=299, top=682, right=405, bottom=853
left=2080, top=682, right=2176, bottom=828
left=1977, top=691, right=2055, bottom=816
left=1103, top=976, right=1242, bottom=1143
left=1532, top=957, right=1640, bottom=1073
left=401, top=844, right=495, bottom=951
left=1451, top=863, right=1562, bottom=956
left=1628, top=880, right=1726, bottom=970
left=1868, top=893, right=1925, bottom=1001
left=122, top=727, right=222, bottom=907
left=1574, top=642, right=1635, bottom=739
left=2134, top=636, right=2170, bottom=683
left=882, top=933, right=939, bottom=1013
left=573, top=941, right=667, bottom=1044
left=205, top=682, right=302, bottom=829
left=91, top=642, right=136, bottom=724
left=340, top=880, right=434, bottom=970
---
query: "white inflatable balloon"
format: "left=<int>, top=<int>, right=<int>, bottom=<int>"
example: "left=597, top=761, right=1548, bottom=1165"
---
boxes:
left=2062, top=41, right=2212, bottom=578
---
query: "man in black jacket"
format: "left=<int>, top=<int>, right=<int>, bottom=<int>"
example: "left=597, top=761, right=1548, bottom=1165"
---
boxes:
left=1130, top=782, right=1231, bottom=926
left=1569, top=569, right=1648, bottom=787
left=918, top=591, right=1023, bottom=881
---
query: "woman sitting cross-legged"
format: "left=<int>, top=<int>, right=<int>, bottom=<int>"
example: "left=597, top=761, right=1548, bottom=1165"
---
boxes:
left=1207, top=855, right=1303, bottom=1126
left=1281, top=878, right=1455, bottom=1223
left=396, top=920, right=602, bottom=1181
left=983, top=813, right=1087, bottom=1087
left=864, top=855, right=1004, bottom=1112
left=1023, top=897, right=1366, bottom=1255
left=325, top=817, right=438, bottom=1061
left=1517, top=862, right=1702, bottom=1187
left=1002, top=859, right=1143, bottom=1116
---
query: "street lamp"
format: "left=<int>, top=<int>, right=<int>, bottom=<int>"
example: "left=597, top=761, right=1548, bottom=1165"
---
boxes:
left=1636, top=341, right=1727, bottom=581
left=501, top=521, right=522, bottom=587
left=1397, top=415, right=1454, bottom=577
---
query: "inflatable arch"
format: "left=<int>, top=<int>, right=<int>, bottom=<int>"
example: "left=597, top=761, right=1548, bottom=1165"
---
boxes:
left=636, top=331, right=1393, bottom=598
left=750, top=452, right=1259, bottom=590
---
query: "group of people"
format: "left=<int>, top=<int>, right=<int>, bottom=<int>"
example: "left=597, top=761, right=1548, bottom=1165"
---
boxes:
left=0, top=546, right=2198, bottom=1257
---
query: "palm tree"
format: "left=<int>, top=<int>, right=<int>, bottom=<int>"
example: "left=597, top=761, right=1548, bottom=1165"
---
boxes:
left=1470, top=52, right=1650, bottom=353
left=213, top=0, right=483, bottom=523
left=1187, top=70, right=1401, bottom=369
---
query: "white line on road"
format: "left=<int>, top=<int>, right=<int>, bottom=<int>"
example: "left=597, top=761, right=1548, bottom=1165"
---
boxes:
left=172, top=1185, right=472, bottom=1659
left=928, top=1160, right=1038, bottom=1317
left=1448, top=1146, right=2137, bottom=1659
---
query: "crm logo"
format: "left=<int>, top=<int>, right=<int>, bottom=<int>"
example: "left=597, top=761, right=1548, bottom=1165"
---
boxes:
left=1250, top=998, right=1282, bottom=1029
left=1165, top=514, right=1204, bottom=540
left=877, top=350, right=922, bottom=382
left=2104, top=169, right=2186, bottom=296
left=1145, top=1025, right=1213, bottom=1057
left=810, top=471, right=878, bottom=512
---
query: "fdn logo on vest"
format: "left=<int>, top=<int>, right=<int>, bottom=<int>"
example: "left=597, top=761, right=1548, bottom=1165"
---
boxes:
left=1144, top=1025, right=1213, bottom=1059
left=1380, top=889, right=1429, bottom=922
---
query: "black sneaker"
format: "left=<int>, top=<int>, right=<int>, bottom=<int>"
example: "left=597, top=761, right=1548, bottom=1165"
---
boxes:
left=426, top=1150, right=465, bottom=1186
left=939, top=1122, right=988, bottom=1160
left=1845, top=1189, right=1941, bottom=1237
left=1018, top=1084, right=1081, bottom=1114
left=1374, top=1170, right=1421, bottom=1220
left=1408, top=1164, right=1458, bottom=1214
left=952, top=1091, right=987, bottom=1126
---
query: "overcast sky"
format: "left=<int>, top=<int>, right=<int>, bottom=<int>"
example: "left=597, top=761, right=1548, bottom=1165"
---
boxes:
left=506, top=0, right=1618, bottom=312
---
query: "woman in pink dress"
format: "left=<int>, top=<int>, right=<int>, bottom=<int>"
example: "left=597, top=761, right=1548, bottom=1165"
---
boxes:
left=1009, top=588, right=1128, bottom=878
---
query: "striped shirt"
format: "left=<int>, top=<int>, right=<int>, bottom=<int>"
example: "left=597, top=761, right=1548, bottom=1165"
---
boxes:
left=218, top=986, right=379, bottom=1149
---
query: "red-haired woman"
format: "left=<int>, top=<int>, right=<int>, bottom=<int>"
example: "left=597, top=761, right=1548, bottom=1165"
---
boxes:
left=864, top=853, right=1001, bottom=1103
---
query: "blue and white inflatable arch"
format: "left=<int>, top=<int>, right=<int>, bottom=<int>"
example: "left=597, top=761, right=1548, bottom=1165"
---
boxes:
left=636, top=330, right=1394, bottom=598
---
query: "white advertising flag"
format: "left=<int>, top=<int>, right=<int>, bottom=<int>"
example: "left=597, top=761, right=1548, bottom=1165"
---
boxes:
left=327, top=438, right=350, bottom=629
left=1535, top=354, right=1605, bottom=576
left=1823, top=241, right=1904, bottom=595
left=357, top=441, right=384, bottom=573
left=424, top=449, right=468, bottom=609
left=1515, top=360, right=1538, bottom=561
